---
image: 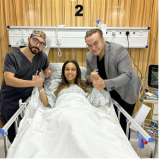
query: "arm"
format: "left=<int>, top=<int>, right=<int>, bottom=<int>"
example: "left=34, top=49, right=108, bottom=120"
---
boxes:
left=33, top=73, right=49, bottom=107
left=4, top=72, right=43, bottom=88
left=43, top=66, right=51, bottom=78
left=104, top=47, right=133, bottom=91
left=38, top=87, right=49, bottom=107
left=86, top=55, right=105, bottom=90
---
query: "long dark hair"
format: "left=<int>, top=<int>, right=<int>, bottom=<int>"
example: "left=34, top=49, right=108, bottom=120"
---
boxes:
left=54, top=60, right=90, bottom=97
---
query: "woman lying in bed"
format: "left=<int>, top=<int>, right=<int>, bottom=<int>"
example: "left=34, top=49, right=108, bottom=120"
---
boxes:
left=7, top=60, right=139, bottom=158
left=33, top=59, right=109, bottom=107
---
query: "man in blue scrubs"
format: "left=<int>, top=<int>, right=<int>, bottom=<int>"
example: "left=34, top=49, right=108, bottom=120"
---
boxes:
left=0, top=29, right=51, bottom=143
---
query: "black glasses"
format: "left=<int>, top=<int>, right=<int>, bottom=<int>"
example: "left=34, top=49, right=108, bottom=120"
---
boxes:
left=32, top=38, right=46, bottom=48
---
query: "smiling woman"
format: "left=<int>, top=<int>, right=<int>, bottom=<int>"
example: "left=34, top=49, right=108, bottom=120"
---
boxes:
left=54, top=60, right=90, bottom=98
left=34, top=60, right=90, bottom=107
left=64, top=63, right=77, bottom=84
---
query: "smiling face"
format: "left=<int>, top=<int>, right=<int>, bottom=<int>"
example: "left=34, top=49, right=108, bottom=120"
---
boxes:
left=28, top=36, right=46, bottom=54
left=85, top=32, right=105, bottom=58
left=64, top=62, right=77, bottom=84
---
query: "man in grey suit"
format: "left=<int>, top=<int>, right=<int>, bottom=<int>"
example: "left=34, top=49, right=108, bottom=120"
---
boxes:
left=85, top=29, right=141, bottom=139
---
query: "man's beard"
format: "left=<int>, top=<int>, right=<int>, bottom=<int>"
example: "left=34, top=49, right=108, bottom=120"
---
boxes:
left=28, top=42, right=42, bottom=55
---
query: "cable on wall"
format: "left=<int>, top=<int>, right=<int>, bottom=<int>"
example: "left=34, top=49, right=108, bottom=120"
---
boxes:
left=126, top=31, right=142, bottom=80
left=55, top=26, right=62, bottom=57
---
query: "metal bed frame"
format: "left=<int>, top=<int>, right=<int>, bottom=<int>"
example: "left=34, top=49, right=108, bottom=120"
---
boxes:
left=0, top=89, right=154, bottom=158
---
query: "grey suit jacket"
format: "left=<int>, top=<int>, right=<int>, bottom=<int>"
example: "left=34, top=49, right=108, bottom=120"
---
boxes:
left=86, top=41, right=141, bottom=104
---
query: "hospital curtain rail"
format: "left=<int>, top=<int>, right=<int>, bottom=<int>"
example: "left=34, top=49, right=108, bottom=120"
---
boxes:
left=0, top=91, right=153, bottom=158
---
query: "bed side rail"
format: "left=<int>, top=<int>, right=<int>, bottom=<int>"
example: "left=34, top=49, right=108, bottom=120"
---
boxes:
left=112, top=99, right=153, bottom=142
left=100, top=89, right=153, bottom=143
left=0, top=99, right=26, bottom=157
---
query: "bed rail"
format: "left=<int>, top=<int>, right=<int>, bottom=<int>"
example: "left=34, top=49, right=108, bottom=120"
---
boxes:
left=101, top=89, right=153, bottom=143
left=0, top=100, right=27, bottom=157
left=112, top=99, right=153, bottom=142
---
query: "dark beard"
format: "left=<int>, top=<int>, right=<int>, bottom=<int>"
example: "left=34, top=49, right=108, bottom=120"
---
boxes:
left=28, top=42, right=41, bottom=55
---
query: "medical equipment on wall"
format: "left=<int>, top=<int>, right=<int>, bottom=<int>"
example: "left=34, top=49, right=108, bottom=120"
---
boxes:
left=15, top=32, right=27, bottom=46
left=43, top=37, right=52, bottom=56
left=95, top=19, right=107, bottom=38
left=55, top=26, right=63, bottom=57
left=16, top=39, right=27, bottom=46
left=7, top=26, right=150, bottom=48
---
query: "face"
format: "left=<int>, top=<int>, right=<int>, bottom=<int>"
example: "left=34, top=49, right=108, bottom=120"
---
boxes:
left=64, top=63, right=77, bottom=84
left=28, top=36, right=46, bottom=54
left=85, top=32, right=105, bottom=56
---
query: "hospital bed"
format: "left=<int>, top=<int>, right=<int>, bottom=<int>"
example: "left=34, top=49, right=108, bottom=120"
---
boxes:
left=0, top=63, right=154, bottom=158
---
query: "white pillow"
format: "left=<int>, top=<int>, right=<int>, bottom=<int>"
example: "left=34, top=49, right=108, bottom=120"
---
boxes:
left=44, top=63, right=87, bottom=86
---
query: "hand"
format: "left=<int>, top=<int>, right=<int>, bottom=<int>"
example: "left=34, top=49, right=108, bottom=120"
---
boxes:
left=32, top=72, right=44, bottom=88
left=92, top=76, right=106, bottom=90
left=89, top=69, right=99, bottom=82
left=44, top=66, right=51, bottom=78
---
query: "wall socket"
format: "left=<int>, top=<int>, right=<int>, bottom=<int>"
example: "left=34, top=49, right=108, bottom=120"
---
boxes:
left=22, top=30, right=26, bottom=35
left=112, top=31, right=116, bottom=36
left=139, top=31, right=143, bottom=36
left=14, top=30, right=18, bottom=34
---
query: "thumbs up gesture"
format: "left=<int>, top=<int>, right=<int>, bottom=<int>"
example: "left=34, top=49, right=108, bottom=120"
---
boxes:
left=32, top=72, right=44, bottom=89
left=89, top=69, right=100, bottom=82
left=44, top=66, right=51, bottom=78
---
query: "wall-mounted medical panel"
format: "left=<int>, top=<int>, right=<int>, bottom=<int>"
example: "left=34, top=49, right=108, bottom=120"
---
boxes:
left=7, top=26, right=150, bottom=48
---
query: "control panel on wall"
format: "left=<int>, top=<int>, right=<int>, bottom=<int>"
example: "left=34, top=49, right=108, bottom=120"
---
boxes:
left=7, top=26, right=150, bottom=49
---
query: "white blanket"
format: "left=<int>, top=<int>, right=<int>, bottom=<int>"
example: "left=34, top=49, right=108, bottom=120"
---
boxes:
left=7, top=92, right=139, bottom=158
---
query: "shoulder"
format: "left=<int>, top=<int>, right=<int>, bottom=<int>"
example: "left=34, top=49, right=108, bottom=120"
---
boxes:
left=37, top=52, right=48, bottom=63
left=5, top=47, right=21, bottom=59
left=106, top=41, right=124, bottom=51
left=106, top=41, right=127, bottom=57
left=41, top=51, right=48, bottom=59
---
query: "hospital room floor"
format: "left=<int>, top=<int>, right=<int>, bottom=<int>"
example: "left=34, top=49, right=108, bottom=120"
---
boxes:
left=0, top=130, right=158, bottom=158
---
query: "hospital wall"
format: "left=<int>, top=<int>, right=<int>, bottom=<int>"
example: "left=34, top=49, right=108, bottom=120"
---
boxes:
left=0, top=0, right=158, bottom=118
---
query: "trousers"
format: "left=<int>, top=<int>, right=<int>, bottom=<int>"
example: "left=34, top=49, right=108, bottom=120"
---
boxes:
left=110, top=90, right=135, bottom=140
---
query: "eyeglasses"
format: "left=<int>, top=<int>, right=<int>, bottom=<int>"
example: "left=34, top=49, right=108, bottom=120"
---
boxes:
left=87, top=40, right=100, bottom=49
left=32, top=38, right=46, bottom=48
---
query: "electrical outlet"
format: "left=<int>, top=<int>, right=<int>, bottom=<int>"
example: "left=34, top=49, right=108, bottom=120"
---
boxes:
left=112, top=31, right=116, bottom=36
left=56, top=38, right=62, bottom=45
left=29, top=30, right=32, bottom=34
left=22, top=30, right=26, bottom=35
left=139, top=31, right=143, bottom=36
left=14, top=30, right=18, bottom=34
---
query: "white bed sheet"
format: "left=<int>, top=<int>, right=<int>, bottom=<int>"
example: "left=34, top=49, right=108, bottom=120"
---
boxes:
left=7, top=88, right=139, bottom=158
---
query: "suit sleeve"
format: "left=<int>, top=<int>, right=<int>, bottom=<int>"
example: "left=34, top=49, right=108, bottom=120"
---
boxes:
left=104, top=47, right=133, bottom=91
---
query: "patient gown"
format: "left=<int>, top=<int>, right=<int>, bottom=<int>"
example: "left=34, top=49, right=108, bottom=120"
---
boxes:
left=44, top=79, right=109, bottom=108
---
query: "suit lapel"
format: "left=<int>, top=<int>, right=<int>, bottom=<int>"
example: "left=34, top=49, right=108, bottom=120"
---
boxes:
left=92, top=55, right=97, bottom=70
